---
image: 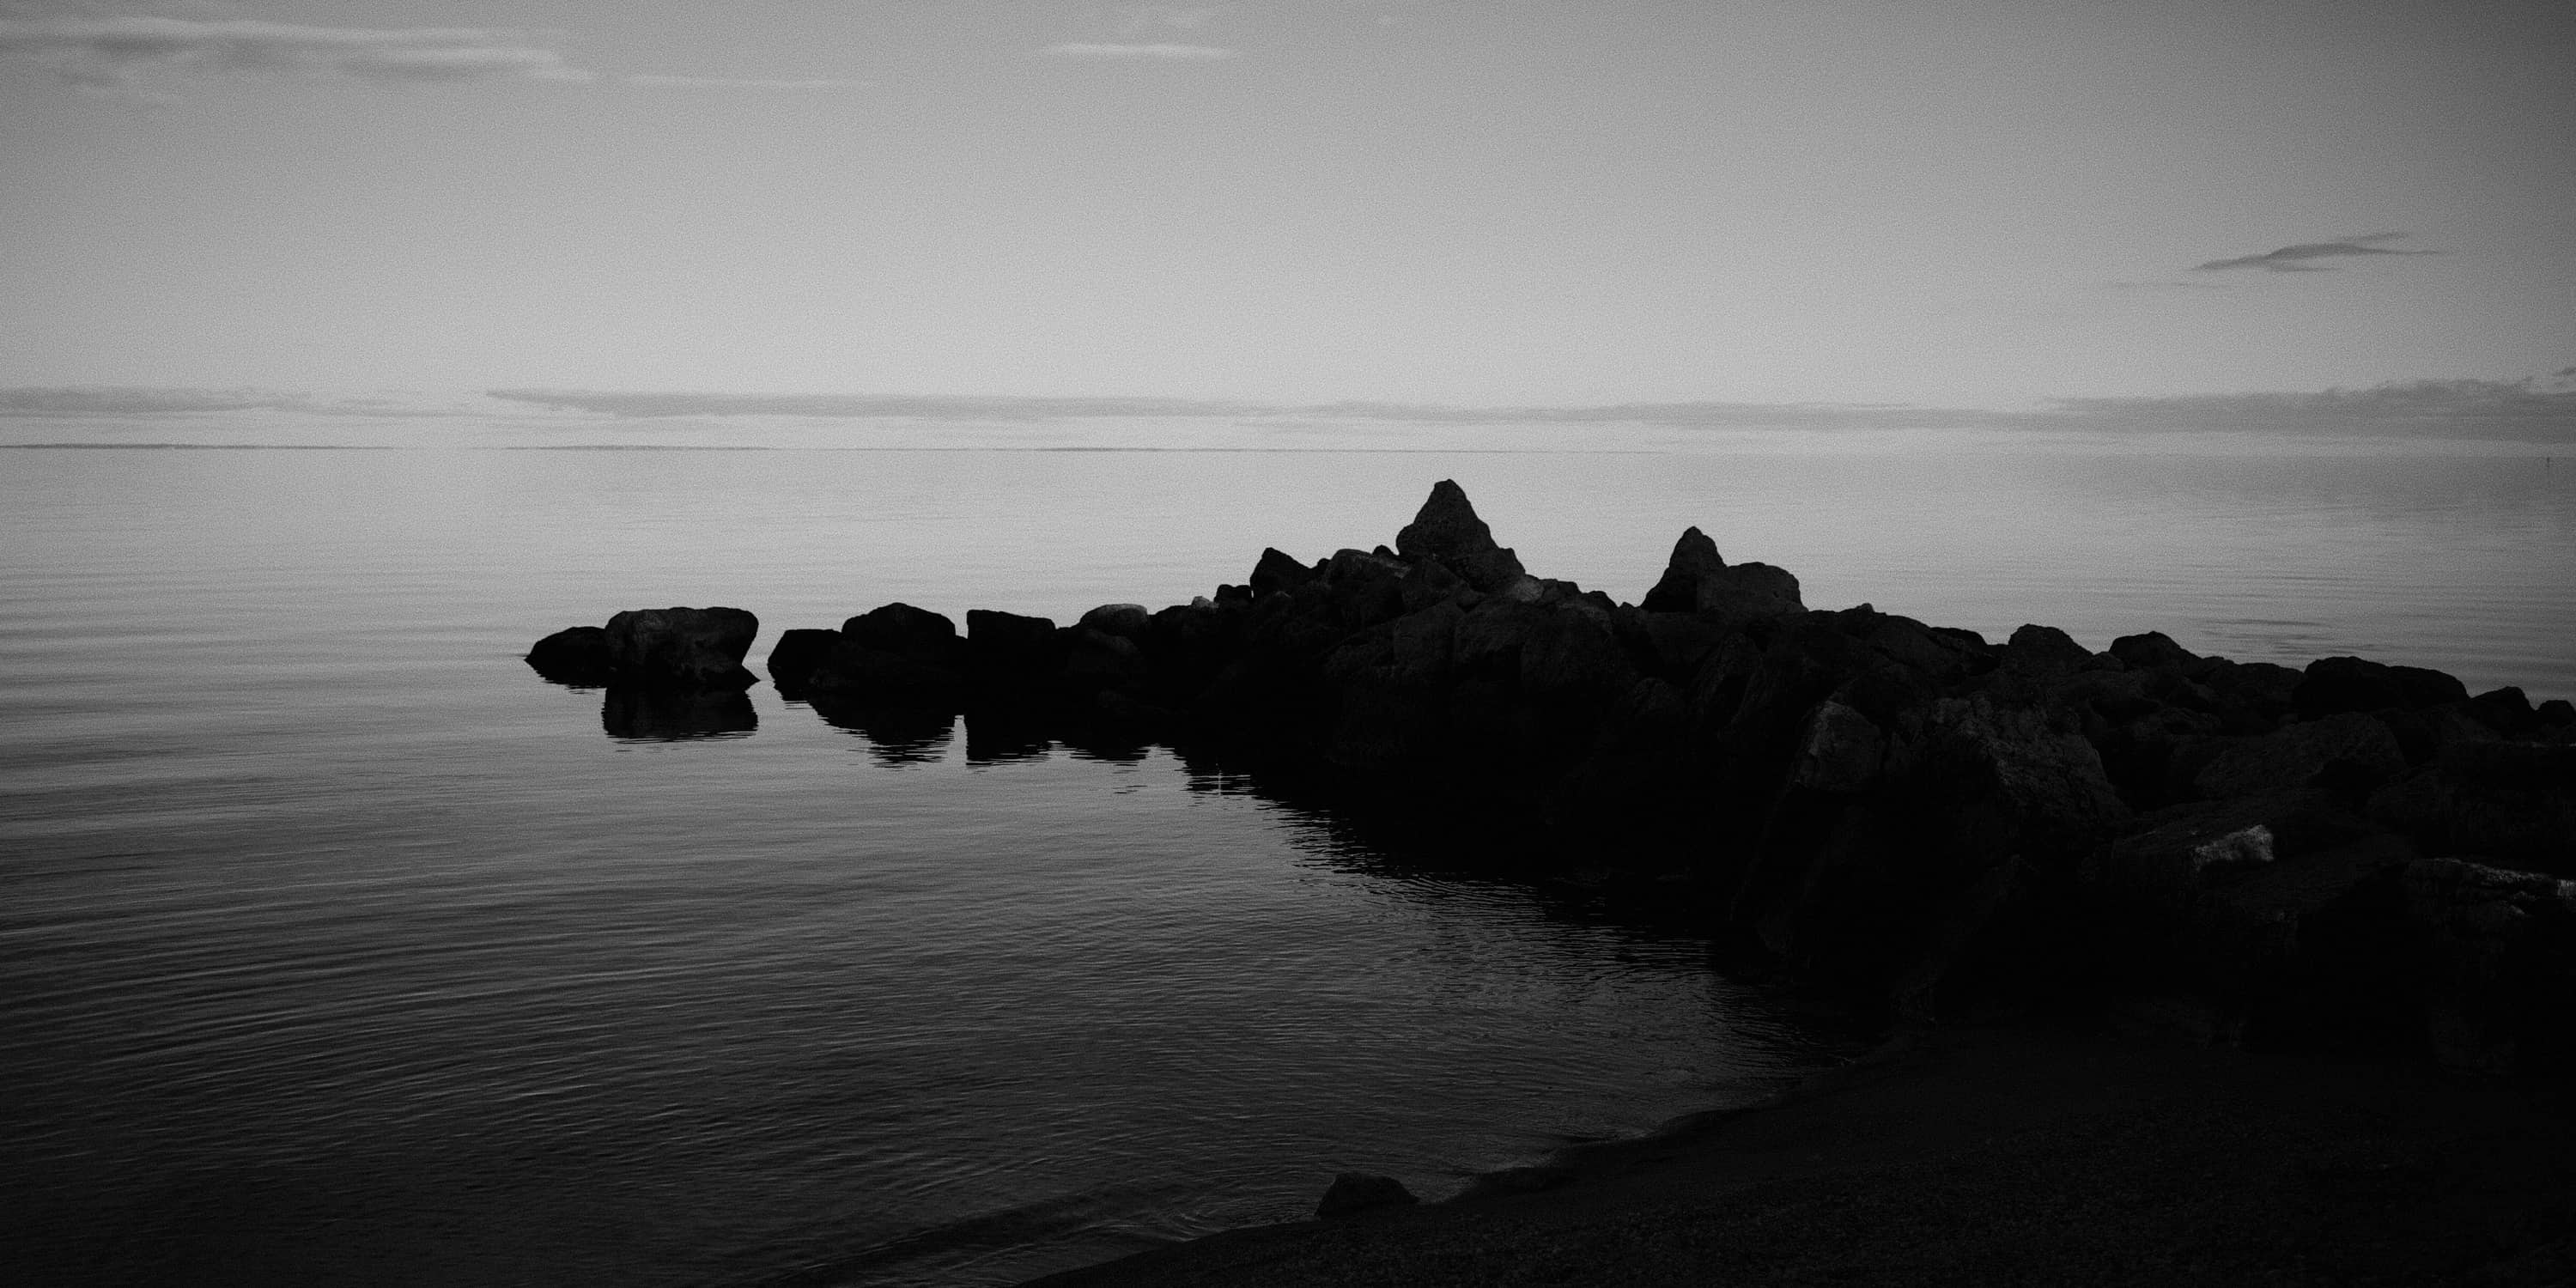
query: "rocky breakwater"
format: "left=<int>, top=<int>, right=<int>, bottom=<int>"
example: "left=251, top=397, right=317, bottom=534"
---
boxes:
left=530, top=483, right=2576, bottom=1074
left=526, top=605, right=761, bottom=738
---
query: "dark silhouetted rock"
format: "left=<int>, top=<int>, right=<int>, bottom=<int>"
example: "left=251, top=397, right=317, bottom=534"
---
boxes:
left=966, top=609, right=1060, bottom=690
left=1315, top=1172, right=1418, bottom=1220
left=2376, top=702, right=2499, bottom=766
left=2087, top=802, right=2287, bottom=914
left=1078, top=603, right=1151, bottom=640
left=1062, top=627, right=1150, bottom=696
left=2193, top=712, right=2406, bottom=800
left=526, top=625, right=615, bottom=685
left=2293, top=655, right=2470, bottom=719
left=2110, top=630, right=2200, bottom=674
left=2543, top=699, right=2576, bottom=728
left=603, top=606, right=759, bottom=690
left=793, top=603, right=970, bottom=708
left=2467, top=686, right=2541, bottom=737
left=1394, top=481, right=1525, bottom=592
left=803, top=641, right=963, bottom=708
left=2400, top=858, right=2576, bottom=1073
left=2003, top=623, right=2093, bottom=677
left=1693, top=562, right=1804, bottom=620
left=601, top=684, right=756, bottom=739
left=1638, top=526, right=1800, bottom=620
left=1397, top=555, right=1469, bottom=613
left=1639, top=611, right=1730, bottom=678
left=1789, top=699, right=1884, bottom=793
left=1249, top=547, right=1316, bottom=598
left=1394, top=478, right=1498, bottom=560
left=1640, top=526, right=1726, bottom=612
left=2196, top=659, right=2302, bottom=732
left=766, top=627, right=842, bottom=693
left=842, top=602, right=961, bottom=662
left=2372, top=742, right=2576, bottom=872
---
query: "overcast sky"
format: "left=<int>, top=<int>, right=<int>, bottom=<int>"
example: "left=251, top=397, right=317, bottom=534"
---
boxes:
left=4, top=0, right=2571, bottom=410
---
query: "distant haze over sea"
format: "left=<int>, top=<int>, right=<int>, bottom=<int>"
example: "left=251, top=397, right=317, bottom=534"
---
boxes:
left=4, top=373, right=2575, bottom=447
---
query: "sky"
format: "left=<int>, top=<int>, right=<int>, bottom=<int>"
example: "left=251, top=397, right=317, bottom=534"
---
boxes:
left=3, top=0, right=2573, bottom=414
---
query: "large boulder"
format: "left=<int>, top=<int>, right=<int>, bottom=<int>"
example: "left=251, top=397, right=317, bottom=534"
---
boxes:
left=1639, top=526, right=1801, bottom=620
left=966, top=610, right=1061, bottom=693
left=1731, top=695, right=2131, bottom=1013
left=1077, top=603, right=1151, bottom=641
left=2370, top=742, right=2576, bottom=872
left=1393, top=478, right=1498, bottom=561
left=843, top=602, right=963, bottom=662
left=1998, top=623, right=2094, bottom=679
left=602, top=606, right=760, bottom=690
left=2293, top=655, right=2470, bottom=719
left=2398, top=858, right=2576, bottom=1072
left=1248, top=547, right=1316, bottom=598
left=765, top=627, right=843, bottom=693
left=1639, top=526, right=1728, bottom=612
left=2108, top=630, right=2202, bottom=675
left=800, top=603, right=967, bottom=708
left=2191, top=712, right=2406, bottom=800
left=1789, top=699, right=1886, bottom=793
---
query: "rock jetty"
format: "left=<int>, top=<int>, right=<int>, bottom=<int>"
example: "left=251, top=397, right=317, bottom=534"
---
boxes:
left=529, top=483, right=2576, bottom=1074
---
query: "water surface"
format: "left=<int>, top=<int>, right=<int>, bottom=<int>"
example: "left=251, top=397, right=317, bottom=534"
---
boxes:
left=3, top=420, right=2569, bottom=1285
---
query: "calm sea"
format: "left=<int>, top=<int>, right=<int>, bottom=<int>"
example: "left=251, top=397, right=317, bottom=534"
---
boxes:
left=3, top=414, right=2571, bottom=1285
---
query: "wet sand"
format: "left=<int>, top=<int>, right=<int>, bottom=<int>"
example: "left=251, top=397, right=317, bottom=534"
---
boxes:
left=1030, top=1024, right=2576, bottom=1285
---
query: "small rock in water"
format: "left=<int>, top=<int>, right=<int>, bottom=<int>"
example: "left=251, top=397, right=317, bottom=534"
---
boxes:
left=1315, top=1171, right=1419, bottom=1221
left=526, top=625, right=615, bottom=685
left=603, top=605, right=760, bottom=690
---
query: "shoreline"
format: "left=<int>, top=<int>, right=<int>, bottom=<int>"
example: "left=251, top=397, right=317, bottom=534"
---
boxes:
left=1026, top=1019, right=2576, bottom=1285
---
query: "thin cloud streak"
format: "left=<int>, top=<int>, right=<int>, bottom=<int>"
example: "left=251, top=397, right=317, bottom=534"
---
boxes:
left=479, top=380, right=2576, bottom=442
left=13, top=381, right=2566, bottom=443
left=1042, top=42, right=1240, bottom=60
left=0, top=386, right=317, bottom=417
left=2193, top=232, right=2439, bottom=273
left=2033, top=379, right=2575, bottom=438
left=624, top=75, right=859, bottom=89
left=0, top=386, right=495, bottom=419
left=0, top=16, right=592, bottom=91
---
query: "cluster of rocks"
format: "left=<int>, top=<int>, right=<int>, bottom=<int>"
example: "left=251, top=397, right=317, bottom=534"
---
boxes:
left=528, top=481, right=2576, bottom=1073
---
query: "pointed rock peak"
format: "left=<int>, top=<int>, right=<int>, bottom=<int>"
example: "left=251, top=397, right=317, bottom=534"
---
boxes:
left=1394, top=479, right=1498, bottom=560
left=1640, top=526, right=1728, bottom=612
left=1668, top=526, right=1726, bottom=576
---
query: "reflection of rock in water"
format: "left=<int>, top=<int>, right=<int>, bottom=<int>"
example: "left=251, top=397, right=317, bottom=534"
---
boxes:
left=963, top=712, right=1051, bottom=767
left=811, top=699, right=955, bottom=767
left=602, top=685, right=758, bottom=740
left=1059, top=731, right=1150, bottom=764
